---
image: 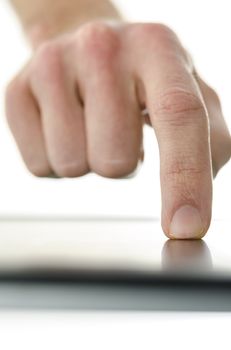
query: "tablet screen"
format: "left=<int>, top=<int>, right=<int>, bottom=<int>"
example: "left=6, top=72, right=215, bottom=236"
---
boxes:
left=0, top=217, right=230, bottom=282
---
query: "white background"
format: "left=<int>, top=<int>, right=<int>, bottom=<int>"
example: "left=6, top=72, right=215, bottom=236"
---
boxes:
left=0, top=0, right=230, bottom=220
left=0, top=312, right=230, bottom=350
left=0, top=1, right=231, bottom=348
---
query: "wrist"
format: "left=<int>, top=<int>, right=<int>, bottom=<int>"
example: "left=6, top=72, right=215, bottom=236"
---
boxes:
left=10, top=0, right=122, bottom=49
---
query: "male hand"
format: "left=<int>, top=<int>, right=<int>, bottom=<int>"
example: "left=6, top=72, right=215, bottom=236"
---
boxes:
left=5, top=22, right=231, bottom=238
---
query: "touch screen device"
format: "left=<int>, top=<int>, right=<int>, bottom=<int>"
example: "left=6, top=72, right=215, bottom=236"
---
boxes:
left=0, top=217, right=230, bottom=311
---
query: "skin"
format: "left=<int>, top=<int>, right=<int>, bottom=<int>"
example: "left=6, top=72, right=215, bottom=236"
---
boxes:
left=5, top=1, right=231, bottom=239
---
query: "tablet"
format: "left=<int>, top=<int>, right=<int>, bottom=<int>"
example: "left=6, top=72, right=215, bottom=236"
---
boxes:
left=0, top=217, right=230, bottom=311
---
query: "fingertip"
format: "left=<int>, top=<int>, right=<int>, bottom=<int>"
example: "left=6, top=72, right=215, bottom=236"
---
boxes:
left=163, top=205, right=209, bottom=240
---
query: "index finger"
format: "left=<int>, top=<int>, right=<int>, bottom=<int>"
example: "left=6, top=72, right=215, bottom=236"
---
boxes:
left=135, top=26, right=213, bottom=239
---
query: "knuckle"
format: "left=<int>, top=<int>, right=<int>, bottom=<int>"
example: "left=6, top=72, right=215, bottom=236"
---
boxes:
left=30, top=41, right=62, bottom=84
left=165, top=163, right=205, bottom=178
left=163, top=160, right=207, bottom=203
left=154, top=89, right=205, bottom=125
left=163, top=156, right=207, bottom=184
left=53, top=160, right=89, bottom=178
left=151, top=23, right=175, bottom=37
left=137, top=23, right=173, bottom=38
left=77, top=22, right=119, bottom=62
left=90, top=158, right=139, bottom=178
left=128, top=23, right=176, bottom=45
left=128, top=23, right=187, bottom=64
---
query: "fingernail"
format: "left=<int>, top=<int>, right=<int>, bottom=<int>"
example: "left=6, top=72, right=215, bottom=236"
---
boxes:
left=169, top=205, right=204, bottom=239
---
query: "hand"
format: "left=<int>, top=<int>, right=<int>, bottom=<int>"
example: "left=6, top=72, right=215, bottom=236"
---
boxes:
left=5, top=22, right=231, bottom=239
